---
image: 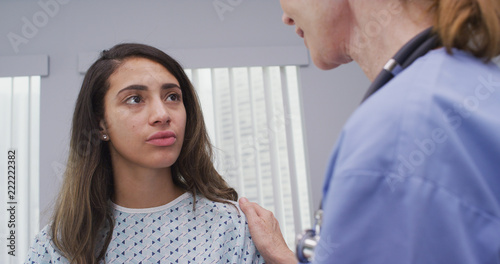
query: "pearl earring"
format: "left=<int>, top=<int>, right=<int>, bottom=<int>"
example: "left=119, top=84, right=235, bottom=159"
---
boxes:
left=103, top=134, right=108, bottom=140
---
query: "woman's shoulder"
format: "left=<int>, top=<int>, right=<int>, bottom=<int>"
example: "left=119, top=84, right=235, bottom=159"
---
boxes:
left=196, top=195, right=242, bottom=215
left=31, top=225, right=53, bottom=246
left=26, top=225, right=67, bottom=263
left=190, top=196, right=263, bottom=263
left=194, top=195, right=246, bottom=225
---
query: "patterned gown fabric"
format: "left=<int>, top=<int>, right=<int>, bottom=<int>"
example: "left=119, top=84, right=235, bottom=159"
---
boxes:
left=25, top=192, right=265, bottom=263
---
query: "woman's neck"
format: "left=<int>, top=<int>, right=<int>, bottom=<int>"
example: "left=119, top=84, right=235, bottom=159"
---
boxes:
left=347, top=0, right=434, bottom=81
left=111, top=163, right=185, bottom=209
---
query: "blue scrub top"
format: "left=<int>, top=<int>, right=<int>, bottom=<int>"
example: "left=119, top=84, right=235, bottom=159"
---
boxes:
left=312, top=48, right=500, bottom=264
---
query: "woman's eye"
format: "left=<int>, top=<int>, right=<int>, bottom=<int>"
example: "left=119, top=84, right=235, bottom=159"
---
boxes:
left=125, top=96, right=142, bottom=104
left=166, top=93, right=181, bottom=102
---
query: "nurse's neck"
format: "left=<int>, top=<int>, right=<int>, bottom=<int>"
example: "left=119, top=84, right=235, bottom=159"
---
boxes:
left=348, top=1, right=434, bottom=81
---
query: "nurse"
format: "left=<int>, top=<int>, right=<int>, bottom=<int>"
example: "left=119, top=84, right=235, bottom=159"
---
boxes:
left=240, top=0, right=500, bottom=263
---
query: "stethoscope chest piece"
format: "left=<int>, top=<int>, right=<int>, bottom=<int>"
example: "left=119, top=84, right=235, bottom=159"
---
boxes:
left=296, top=209, right=323, bottom=263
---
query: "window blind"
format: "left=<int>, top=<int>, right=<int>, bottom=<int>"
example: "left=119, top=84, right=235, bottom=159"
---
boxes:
left=185, top=66, right=312, bottom=248
left=0, top=76, right=40, bottom=264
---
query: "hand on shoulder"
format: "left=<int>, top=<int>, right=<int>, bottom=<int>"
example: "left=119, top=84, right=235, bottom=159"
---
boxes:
left=239, top=197, right=297, bottom=264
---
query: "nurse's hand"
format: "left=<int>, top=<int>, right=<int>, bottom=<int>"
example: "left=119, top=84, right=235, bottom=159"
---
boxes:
left=239, top=197, right=297, bottom=264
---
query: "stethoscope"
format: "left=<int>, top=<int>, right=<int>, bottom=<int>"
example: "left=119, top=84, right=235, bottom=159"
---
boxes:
left=295, top=27, right=440, bottom=263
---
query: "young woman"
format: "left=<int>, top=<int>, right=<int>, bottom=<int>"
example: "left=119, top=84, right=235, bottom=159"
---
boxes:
left=26, top=43, right=264, bottom=264
left=240, top=0, right=500, bottom=263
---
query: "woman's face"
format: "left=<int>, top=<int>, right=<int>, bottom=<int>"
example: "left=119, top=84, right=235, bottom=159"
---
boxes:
left=101, top=57, right=186, bottom=170
left=280, top=0, right=353, bottom=69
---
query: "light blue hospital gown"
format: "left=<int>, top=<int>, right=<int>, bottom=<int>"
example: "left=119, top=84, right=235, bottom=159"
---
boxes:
left=26, top=192, right=265, bottom=263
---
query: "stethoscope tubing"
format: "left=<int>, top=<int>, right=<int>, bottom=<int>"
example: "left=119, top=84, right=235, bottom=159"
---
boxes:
left=361, top=27, right=440, bottom=102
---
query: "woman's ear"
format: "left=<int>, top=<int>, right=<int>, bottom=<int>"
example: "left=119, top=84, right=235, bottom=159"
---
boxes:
left=99, top=119, right=109, bottom=141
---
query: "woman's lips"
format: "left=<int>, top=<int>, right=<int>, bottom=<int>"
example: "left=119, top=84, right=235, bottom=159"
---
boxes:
left=147, top=137, right=176, bottom=146
left=296, top=27, right=304, bottom=38
left=146, top=131, right=176, bottom=146
left=296, top=28, right=307, bottom=47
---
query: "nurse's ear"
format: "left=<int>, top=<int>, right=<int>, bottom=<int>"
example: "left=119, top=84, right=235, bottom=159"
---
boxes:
left=99, top=119, right=110, bottom=141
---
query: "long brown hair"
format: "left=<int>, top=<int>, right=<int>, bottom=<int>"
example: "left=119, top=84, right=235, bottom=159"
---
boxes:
left=427, top=0, right=500, bottom=60
left=51, top=43, right=237, bottom=263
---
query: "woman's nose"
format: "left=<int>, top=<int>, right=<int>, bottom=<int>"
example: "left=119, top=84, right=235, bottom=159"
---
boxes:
left=149, top=99, right=170, bottom=126
left=282, top=13, right=295, bottom=25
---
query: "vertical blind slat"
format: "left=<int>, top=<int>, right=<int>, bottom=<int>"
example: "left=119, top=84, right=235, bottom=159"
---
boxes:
left=210, top=69, right=222, bottom=173
left=280, top=67, right=303, bottom=234
left=26, top=77, right=32, bottom=251
left=247, top=68, right=264, bottom=205
left=229, top=68, right=245, bottom=197
left=29, top=76, right=40, bottom=247
left=13, top=77, right=28, bottom=264
left=10, top=78, right=15, bottom=146
left=262, top=67, right=286, bottom=234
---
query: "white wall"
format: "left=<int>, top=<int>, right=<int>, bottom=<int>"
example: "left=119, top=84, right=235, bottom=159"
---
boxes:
left=0, top=0, right=369, bottom=227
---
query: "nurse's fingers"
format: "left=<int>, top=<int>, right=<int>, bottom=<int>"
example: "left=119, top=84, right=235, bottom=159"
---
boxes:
left=238, top=197, right=258, bottom=217
left=239, top=197, right=272, bottom=221
left=238, top=197, right=297, bottom=264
